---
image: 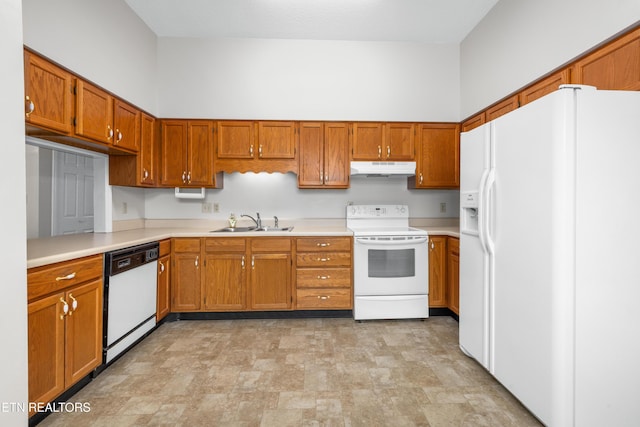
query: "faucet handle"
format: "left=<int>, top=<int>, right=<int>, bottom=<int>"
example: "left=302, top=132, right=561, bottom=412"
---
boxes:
left=274, top=216, right=279, bottom=228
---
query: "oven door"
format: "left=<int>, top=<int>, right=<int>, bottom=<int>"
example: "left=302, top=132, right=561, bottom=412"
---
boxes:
left=353, top=235, right=428, bottom=296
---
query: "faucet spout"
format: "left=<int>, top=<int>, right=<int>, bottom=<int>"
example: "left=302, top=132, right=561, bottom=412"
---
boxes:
left=241, top=213, right=262, bottom=228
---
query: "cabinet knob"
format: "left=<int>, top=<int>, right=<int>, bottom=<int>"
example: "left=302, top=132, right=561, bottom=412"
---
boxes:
left=25, top=96, right=35, bottom=117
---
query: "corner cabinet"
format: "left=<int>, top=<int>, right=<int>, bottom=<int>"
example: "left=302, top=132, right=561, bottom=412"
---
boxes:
left=298, top=122, right=350, bottom=188
left=160, top=120, right=222, bottom=188
left=27, top=255, right=103, bottom=413
left=109, top=112, right=158, bottom=187
left=408, top=123, right=459, bottom=189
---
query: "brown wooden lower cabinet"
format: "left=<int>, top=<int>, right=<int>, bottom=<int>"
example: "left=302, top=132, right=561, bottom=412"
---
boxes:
left=27, top=255, right=103, bottom=414
left=156, top=239, right=171, bottom=321
left=428, top=236, right=448, bottom=308
left=447, top=237, right=460, bottom=315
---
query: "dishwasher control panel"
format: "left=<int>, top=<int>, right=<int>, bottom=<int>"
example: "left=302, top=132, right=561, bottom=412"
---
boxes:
left=106, top=242, right=159, bottom=277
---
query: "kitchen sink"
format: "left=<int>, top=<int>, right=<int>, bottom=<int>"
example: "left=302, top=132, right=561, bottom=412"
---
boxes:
left=211, top=226, right=294, bottom=233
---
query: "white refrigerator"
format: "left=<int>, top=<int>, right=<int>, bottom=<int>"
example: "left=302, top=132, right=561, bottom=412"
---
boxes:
left=459, top=85, right=640, bottom=427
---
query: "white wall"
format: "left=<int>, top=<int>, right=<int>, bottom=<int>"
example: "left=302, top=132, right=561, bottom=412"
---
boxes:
left=158, top=37, right=460, bottom=122
left=460, top=0, right=640, bottom=118
left=141, top=173, right=460, bottom=221
left=1, top=0, right=29, bottom=424
left=22, top=0, right=158, bottom=115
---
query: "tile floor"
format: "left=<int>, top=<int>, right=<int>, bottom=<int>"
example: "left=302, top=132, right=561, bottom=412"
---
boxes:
left=38, top=316, right=541, bottom=426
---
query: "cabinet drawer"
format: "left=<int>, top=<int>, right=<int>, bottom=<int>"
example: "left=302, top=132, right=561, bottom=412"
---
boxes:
left=205, top=237, right=246, bottom=252
left=159, top=239, right=171, bottom=257
left=296, top=237, right=351, bottom=252
left=297, top=268, right=351, bottom=288
left=173, top=238, right=201, bottom=253
left=296, top=252, right=351, bottom=267
left=251, top=237, right=291, bottom=252
left=296, top=288, right=351, bottom=309
left=28, top=254, right=103, bottom=301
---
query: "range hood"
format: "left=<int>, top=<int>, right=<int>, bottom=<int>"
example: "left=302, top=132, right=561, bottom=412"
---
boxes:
left=350, top=161, right=416, bottom=177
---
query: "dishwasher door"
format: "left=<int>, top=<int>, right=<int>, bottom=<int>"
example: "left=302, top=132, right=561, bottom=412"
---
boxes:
left=104, top=242, right=159, bottom=364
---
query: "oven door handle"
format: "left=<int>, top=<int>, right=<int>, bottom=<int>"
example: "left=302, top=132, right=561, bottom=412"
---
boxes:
left=355, top=237, right=428, bottom=246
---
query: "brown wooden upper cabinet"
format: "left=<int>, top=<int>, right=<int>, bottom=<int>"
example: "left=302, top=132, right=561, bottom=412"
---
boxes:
left=520, top=69, right=570, bottom=106
left=352, top=122, right=415, bottom=161
left=215, top=121, right=298, bottom=173
left=408, top=123, right=459, bottom=189
left=485, top=95, right=520, bottom=122
left=75, top=80, right=140, bottom=153
left=571, top=27, right=640, bottom=91
left=160, top=120, right=221, bottom=188
left=298, top=122, right=350, bottom=189
left=461, top=113, right=485, bottom=133
left=24, top=50, right=74, bottom=135
left=109, top=112, right=157, bottom=187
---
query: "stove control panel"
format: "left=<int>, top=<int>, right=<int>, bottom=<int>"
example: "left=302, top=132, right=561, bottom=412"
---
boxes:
left=347, top=204, right=409, bottom=219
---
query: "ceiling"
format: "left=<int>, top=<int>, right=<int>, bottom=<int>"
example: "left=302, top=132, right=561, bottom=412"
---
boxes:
left=125, top=0, right=499, bottom=43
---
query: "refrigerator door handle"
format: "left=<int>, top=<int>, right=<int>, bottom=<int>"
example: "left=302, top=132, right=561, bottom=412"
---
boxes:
left=478, top=168, right=490, bottom=253
left=483, top=168, right=496, bottom=256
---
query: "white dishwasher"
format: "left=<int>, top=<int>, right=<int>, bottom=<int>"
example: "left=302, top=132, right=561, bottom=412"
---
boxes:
left=104, top=242, right=159, bottom=364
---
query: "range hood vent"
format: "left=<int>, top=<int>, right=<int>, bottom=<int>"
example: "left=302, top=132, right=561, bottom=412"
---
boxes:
left=350, top=161, right=416, bottom=177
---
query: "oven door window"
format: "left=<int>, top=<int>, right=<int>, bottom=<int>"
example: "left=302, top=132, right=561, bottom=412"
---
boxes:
left=368, top=248, right=415, bottom=278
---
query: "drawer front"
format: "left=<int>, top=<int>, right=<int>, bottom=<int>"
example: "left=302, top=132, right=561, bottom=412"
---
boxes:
left=173, top=238, right=201, bottom=253
left=159, top=239, right=171, bottom=257
left=251, top=237, right=291, bottom=252
left=296, top=237, right=351, bottom=252
left=296, top=288, right=352, bottom=309
left=296, top=252, right=351, bottom=267
left=296, top=268, right=351, bottom=288
left=28, top=254, right=103, bottom=301
left=205, top=237, right=246, bottom=252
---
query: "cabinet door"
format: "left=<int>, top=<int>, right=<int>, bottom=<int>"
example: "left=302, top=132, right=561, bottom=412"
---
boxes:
left=485, top=95, right=519, bottom=122
left=519, top=69, right=570, bottom=106
left=216, top=121, right=255, bottom=159
left=298, top=122, right=324, bottom=187
left=203, top=253, right=246, bottom=311
left=352, top=122, right=384, bottom=160
left=258, top=122, right=296, bottom=159
left=139, top=113, right=157, bottom=186
left=64, top=279, right=102, bottom=387
left=172, top=252, right=201, bottom=311
left=157, top=255, right=171, bottom=321
left=428, top=237, right=447, bottom=308
left=28, top=292, right=66, bottom=408
left=447, top=238, right=460, bottom=315
left=75, top=80, right=114, bottom=144
left=187, top=121, right=214, bottom=186
left=323, top=122, right=350, bottom=188
left=113, top=99, right=140, bottom=153
left=249, top=253, right=292, bottom=310
left=160, top=120, right=188, bottom=186
left=571, top=28, right=640, bottom=91
left=24, top=51, right=73, bottom=134
left=415, top=124, right=459, bottom=188
left=461, top=113, right=485, bottom=133
left=385, top=123, right=415, bottom=160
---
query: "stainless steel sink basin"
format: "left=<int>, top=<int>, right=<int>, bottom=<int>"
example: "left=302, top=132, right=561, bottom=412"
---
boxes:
left=211, top=226, right=294, bottom=233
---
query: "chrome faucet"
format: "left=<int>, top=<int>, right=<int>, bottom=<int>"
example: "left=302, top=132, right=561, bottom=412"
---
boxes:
left=241, top=213, right=262, bottom=228
left=274, top=216, right=279, bottom=228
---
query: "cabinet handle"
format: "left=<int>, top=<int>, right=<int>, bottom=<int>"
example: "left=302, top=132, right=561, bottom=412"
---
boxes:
left=320, top=170, right=323, bottom=182
left=387, top=146, right=391, bottom=158
left=419, top=173, right=423, bottom=185
left=68, top=293, right=78, bottom=315
left=249, top=145, right=254, bottom=156
left=187, top=171, right=192, bottom=184
left=107, top=125, right=114, bottom=140
left=259, top=144, right=263, bottom=158
left=25, top=96, right=35, bottom=117
left=142, top=168, right=149, bottom=181
left=377, top=145, right=382, bottom=159
left=325, top=174, right=328, bottom=183
left=241, top=255, right=245, bottom=269
left=182, top=171, right=187, bottom=183
left=430, top=240, right=434, bottom=250
left=116, top=129, right=123, bottom=143
left=317, top=257, right=331, bottom=262
left=317, top=275, right=330, bottom=280
left=55, top=272, right=76, bottom=281
left=316, top=242, right=330, bottom=247
left=317, top=295, right=330, bottom=300
left=251, top=255, right=255, bottom=269
left=59, top=297, right=69, bottom=320
left=159, top=260, right=165, bottom=273
left=195, top=256, right=199, bottom=268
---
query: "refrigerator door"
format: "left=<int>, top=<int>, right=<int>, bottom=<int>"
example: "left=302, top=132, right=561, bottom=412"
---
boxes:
left=459, top=124, right=491, bottom=367
left=490, top=88, right=575, bottom=427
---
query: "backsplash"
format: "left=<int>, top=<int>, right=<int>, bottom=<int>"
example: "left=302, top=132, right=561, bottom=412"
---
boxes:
left=112, top=172, right=460, bottom=221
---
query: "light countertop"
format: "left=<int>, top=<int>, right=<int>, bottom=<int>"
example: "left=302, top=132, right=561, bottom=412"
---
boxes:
left=27, top=219, right=459, bottom=269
